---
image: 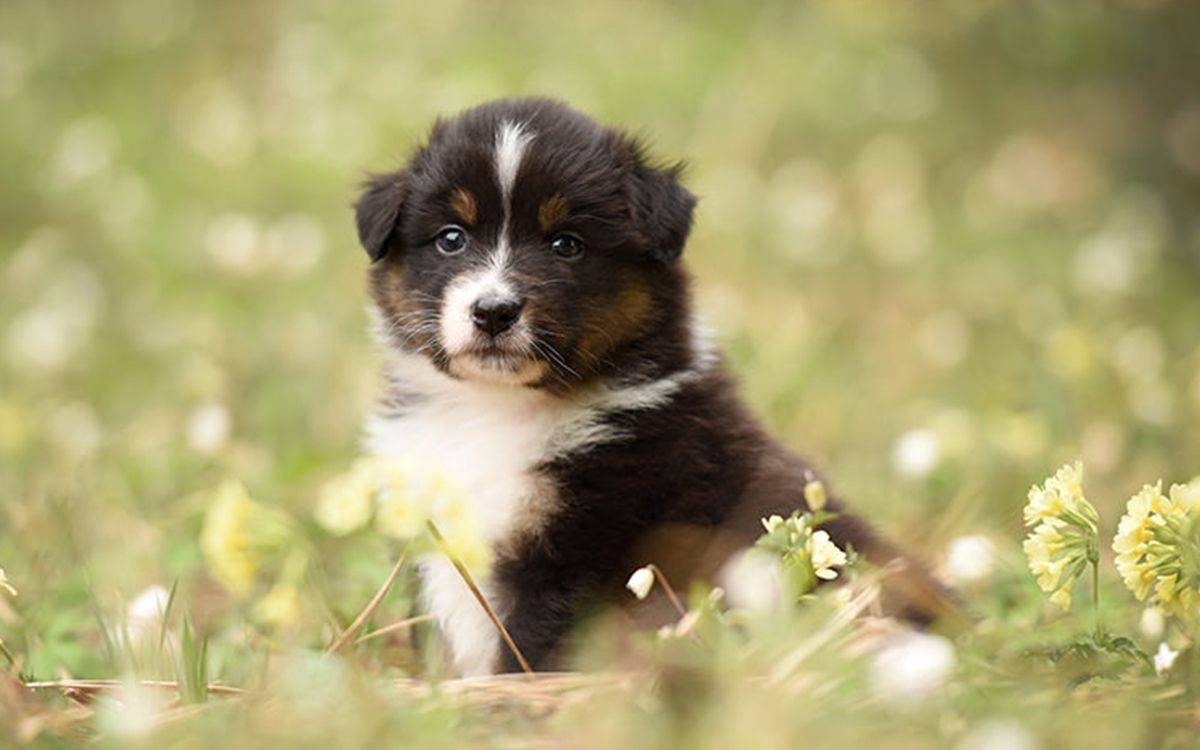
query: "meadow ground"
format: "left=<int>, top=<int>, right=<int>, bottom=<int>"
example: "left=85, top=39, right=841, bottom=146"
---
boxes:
left=2, top=1, right=1200, bottom=747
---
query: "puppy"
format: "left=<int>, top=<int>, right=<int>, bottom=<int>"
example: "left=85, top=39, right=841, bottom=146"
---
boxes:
left=356, top=98, right=953, bottom=676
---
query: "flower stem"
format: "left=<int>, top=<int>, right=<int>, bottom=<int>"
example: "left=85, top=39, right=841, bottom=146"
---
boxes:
left=0, top=640, right=16, bottom=668
left=647, top=564, right=688, bottom=618
left=1091, top=558, right=1101, bottom=638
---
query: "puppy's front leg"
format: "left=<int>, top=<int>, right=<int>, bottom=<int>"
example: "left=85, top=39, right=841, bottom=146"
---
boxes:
left=492, top=558, right=597, bottom=673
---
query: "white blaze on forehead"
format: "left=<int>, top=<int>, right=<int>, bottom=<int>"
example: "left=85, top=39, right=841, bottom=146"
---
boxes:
left=494, top=120, right=534, bottom=205
left=453, top=119, right=532, bottom=327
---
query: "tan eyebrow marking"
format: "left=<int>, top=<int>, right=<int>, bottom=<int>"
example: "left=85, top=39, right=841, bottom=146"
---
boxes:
left=537, top=195, right=569, bottom=233
left=449, top=188, right=478, bottom=225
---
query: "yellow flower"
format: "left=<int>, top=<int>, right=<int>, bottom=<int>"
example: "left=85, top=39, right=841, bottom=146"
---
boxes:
left=376, top=494, right=426, bottom=539
left=1170, top=478, right=1200, bottom=509
left=254, top=549, right=308, bottom=628
left=1023, top=523, right=1067, bottom=586
left=1113, top=482, right=1163, bottom=601
left=761, top=515, right=784, bottom=534
left=1048, top=587, right=1071, bottom=609
left=1023, top=461, right=1096, bottom=528
left=756, top=512, right=854, bottom=596
left=254, top=582, right=301, bottom=628
left=432, top=496, right=492, bottom=573
left=803, top=480, right=828, bottom=513
left=1113, top=478, right=1200, bottom=617
left=372, top=458, right=436, bottom=540
left=1022, top=462, right=1098, bottom=610
left=428, top=478, right=492, bottom=574
left=314, top=460, right=375, bottom=536
left=360, top=457, right=493, bottom=573
left=0, top=568, right=15, bottom=597
left=201, top=480, right=299, bottom=598
left=808, top=530, right=847, bottom=581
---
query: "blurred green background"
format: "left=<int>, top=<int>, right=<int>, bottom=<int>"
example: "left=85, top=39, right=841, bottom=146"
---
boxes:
left=2, top=0, right=1199, bottom=692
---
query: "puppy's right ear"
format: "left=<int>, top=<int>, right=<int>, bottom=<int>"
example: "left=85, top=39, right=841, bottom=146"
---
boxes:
left=355, top=171, right=407, bottom=261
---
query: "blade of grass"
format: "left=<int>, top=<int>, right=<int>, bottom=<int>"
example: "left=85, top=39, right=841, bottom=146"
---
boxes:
left=173, top=615, right=209, bottom=705
left=0, top=640, right=16, bottom=668
left=353, top=614, right=435, bottom=646
left=83, top=572, right=120, bottom=672
left=159, top=580, right=179, bottom=652
left=325, top=543, right=411, bottom=656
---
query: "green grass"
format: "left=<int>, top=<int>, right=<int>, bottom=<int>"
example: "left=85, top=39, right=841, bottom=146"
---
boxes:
left=2, top=0, right=1200, bottom=747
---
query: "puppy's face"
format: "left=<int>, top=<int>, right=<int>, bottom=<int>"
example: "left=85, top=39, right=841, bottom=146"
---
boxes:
left=356, top=99, right=696, bottom=390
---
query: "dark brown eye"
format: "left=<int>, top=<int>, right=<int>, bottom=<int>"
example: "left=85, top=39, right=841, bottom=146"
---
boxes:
left=550, top=233, right=584, bottom=260
left=435, top=226, right=467, bottom=256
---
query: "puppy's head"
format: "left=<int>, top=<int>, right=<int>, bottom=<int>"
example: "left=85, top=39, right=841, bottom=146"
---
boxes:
left=356, top=98, right=696, bottom=390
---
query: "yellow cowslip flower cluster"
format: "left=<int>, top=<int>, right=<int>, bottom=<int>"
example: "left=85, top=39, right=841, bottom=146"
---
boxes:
left=1022, top=462, right=1099, bottom=609
left=201, top=480, right=302, bottom=599
left=315, top=456, right=492, bottom=575
left=1113, top=478, right=1200, bottom=618
left=757, top=512, right=849, bottom=594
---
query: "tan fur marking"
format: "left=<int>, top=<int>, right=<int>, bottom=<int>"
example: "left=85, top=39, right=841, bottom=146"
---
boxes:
left=575, top=274, right=653, bottom=372
left=449, top=188, right=478, bottom=225
left=371, top=263, right=437, bottom=352
left=537, top=195, right=569, bottom=233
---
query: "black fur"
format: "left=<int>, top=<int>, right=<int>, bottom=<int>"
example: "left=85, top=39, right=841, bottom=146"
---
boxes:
left=355, top=173, right=407, bottom=261
left=357, top=98, right=954, bottom=673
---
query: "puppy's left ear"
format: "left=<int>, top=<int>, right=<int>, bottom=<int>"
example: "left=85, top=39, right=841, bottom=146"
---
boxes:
left=354, top=171, right=408, bottom=261
left=625, top=153, right=697, bottom=263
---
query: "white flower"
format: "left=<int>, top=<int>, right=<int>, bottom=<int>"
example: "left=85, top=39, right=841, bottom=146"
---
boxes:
left=1139, top=607, right=1165, bottom=640
left=96, top=681, right=166, bottom=739
left=626, top=566, right=655, bottom=600
left=892, top=428, right=942, bottom=478
left=719, top=548, right=783, bottom=611
left=1154, top=642, right=1179, bottom=675
left=126, top=585, right=170, bottom=642
left=185, top=401, right=232, bottom=454
left=943, top=535, right=996, bottom=584
left=870, top=631, right=956, bottom=707
left=761, top=514, right=784, bottom=534
left=808, top=530, right=848, bottom=580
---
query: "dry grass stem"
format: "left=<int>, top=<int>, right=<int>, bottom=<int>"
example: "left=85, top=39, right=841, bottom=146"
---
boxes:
left=24, top=679, right=246, bottom=700
left=425, top=520, right=534, bottom=674
left=353, top=614, right=435, bottom=645
left=325, top=546, right=409, bottom=656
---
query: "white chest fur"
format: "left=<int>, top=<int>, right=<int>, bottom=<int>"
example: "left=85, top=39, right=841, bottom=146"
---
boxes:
left=364, top=352, right=587, bottom=676
left=363, top=346, right=707, bottom=675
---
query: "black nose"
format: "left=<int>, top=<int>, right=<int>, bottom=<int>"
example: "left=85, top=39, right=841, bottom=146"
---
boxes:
left=471, top=295, right=525, bottom=337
